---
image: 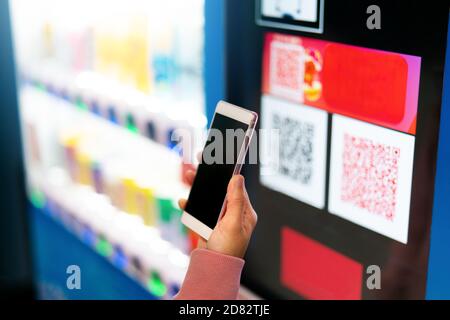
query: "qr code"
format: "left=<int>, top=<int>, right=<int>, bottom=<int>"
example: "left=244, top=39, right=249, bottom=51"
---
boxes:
left=272, top=113, right=314, bottom=184
left=341, top=134, right=400, bottom=221
left=270, top=41, right=304, bottom=99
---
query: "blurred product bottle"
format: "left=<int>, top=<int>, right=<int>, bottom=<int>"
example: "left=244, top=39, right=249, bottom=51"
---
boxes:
left=94, top=10, right=151, bottom=93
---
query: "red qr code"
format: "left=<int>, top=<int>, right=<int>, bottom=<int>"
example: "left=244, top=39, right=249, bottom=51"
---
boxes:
left=271, top=43, right=303, bottom=91
left=341, top=133, right=400, bottom=221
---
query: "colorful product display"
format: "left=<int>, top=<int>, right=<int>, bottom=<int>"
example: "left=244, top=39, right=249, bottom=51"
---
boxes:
left=19, top=79, right=201, bottom=299
left=37, top=167, right=189, bottom=299
left=11, top=0, right=205, bottom=106
left=22, top=67, right=206, bottom=159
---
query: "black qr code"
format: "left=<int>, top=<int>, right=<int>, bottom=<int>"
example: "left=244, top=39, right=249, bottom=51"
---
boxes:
left=272, top=113, right=314, bottom=184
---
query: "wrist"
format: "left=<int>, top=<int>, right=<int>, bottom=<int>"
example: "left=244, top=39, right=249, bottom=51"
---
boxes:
left=206, top=243, right=246, bottom=259
left=200, top=247, right=246, bottom=261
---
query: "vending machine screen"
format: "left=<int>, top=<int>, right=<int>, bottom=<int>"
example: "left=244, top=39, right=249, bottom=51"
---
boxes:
left=225, top=0, right=449, bottom=300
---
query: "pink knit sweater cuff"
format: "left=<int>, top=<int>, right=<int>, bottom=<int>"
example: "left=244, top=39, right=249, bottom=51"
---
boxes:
left=174, top=248, right=245, bottom=300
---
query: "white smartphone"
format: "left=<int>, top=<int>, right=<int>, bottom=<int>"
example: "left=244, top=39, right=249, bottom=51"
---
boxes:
left=181, top=101, right=258, bottom=240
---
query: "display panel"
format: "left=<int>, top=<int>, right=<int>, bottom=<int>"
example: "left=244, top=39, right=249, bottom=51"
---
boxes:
left=261, top=33, right=420, bottom=245
left=262, top=33, right=421, bottom=134
left=258, top=31, right=421, bottom=298
left=256, top=0, right=324, bottom=34
left=262, top=0, right=319, bottom=22
left=226, top=0, right=449, bottom=300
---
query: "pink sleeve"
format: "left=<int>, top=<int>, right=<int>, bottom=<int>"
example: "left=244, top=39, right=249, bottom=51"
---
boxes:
left=174, top=248, right=245, bottom=300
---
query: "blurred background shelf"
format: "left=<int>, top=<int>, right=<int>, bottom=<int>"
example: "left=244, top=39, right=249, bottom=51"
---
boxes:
left=8, top=0, right=226, bottom=300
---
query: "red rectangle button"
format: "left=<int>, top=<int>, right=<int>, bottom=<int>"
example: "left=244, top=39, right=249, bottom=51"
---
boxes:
left=322, top=44, right=408, bottom=125
left=281, top=227, right=363, bottom=300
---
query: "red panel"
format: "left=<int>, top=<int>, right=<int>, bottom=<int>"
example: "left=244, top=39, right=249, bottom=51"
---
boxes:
left=281, top=227, right=363, bottom=300
left=322, top=44, right=408, bottom=125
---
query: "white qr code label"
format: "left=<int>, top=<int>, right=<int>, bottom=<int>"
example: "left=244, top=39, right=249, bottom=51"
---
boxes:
left=328, top=115, right=415, bottom=244
left=260, top=95, right=328, bottom=209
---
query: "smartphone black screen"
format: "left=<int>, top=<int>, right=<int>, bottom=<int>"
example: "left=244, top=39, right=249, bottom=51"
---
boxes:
left=185, top=113, right=250, bottom=229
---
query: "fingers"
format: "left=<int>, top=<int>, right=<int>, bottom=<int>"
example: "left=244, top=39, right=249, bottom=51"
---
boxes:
left=178, top=198, right=187, bottom=210
left=241, top=186, right=258, bottom=229
left=185, top=170, right=196, bottom=186
left=248, top=206, right=258, bottom=229
left=197, top=238, right=207, bottom=249
left=224, top=175, right=246, bottom=226
left=243, top=187, right=257, bottom=228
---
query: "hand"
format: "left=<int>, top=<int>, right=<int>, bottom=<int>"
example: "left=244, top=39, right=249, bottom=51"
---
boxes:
left=179, top=170, right=258, bottom=259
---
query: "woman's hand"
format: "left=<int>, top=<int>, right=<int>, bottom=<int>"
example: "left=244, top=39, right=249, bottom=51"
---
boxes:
left=178, top=170, right=258, bottom=259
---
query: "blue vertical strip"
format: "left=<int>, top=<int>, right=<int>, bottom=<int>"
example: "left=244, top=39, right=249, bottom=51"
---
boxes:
left=204, top=0, right=226, bottom=126
left=426, top=16, right=450, bottom=299
left=0, top=0, right=33, bottom=293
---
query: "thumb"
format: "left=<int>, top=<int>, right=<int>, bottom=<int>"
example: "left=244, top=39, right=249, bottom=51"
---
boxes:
left=225, top=175, right=245, bottom=223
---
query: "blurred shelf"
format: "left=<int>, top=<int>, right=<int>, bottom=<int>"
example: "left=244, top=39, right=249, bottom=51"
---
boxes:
left=32, top=166, right=189, bottom=299
left=30, top=166, right=261, bottom=300
left=20, top=65, right=207, bottom=159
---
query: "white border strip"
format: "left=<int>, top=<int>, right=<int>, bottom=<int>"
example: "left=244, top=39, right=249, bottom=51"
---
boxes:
left=255, top=0, right=325, bottom=34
